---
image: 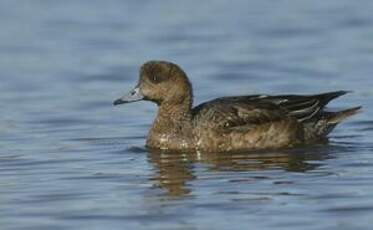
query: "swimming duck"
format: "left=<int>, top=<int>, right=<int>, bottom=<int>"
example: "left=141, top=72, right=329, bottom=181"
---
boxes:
left=113, top=61, right=361, bottom=152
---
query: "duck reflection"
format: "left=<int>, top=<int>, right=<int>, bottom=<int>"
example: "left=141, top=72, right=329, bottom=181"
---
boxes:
left=147, top=145, right=334, bottom=197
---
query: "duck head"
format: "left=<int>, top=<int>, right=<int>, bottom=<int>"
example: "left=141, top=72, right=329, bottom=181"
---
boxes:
left=114, top=61, right=193, bottom=106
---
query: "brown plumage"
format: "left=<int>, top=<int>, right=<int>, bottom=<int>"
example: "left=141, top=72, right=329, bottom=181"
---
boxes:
left=113, top=60, right=361, bottom=152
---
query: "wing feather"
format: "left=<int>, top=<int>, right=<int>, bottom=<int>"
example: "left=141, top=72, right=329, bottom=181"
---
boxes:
left=192, top=91, right=349, bottom=125
left=196, top=91, right=349, bottom=123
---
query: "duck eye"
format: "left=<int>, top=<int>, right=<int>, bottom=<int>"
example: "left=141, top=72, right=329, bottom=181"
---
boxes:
left=150, top=75, right=165, bottom=83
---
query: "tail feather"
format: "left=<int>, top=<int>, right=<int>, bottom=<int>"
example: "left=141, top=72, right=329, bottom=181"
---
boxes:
left=304, top=106, right=362, bottom=142
left=326, top=106, right=362, bottom=124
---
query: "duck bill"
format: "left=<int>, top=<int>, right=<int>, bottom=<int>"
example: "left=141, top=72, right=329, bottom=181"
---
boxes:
left=113, top=87, right=144, bottom=105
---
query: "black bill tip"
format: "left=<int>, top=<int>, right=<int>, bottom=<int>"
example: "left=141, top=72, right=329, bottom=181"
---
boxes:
left=113, top=98, right=125, bottom=106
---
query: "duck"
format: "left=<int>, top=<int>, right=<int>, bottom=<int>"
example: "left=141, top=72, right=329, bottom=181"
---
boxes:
left=113, top=60, right=361, bottom=152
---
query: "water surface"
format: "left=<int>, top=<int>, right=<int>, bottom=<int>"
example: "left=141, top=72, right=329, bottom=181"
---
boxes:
left=1, top=1, right=373, bottom=229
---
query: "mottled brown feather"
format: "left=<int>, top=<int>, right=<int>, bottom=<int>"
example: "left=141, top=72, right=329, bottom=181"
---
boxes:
left=114, top=61, right=360, bottom=152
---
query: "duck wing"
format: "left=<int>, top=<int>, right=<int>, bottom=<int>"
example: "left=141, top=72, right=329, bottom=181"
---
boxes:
left=205, top=91, right=349, bottom=122
left=192, top=99, right=289, bottom=131
left=192, top=91, right=359, bottom=142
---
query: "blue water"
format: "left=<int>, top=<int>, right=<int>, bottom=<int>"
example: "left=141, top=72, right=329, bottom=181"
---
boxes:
left=1, top=0, right=373, bottom=229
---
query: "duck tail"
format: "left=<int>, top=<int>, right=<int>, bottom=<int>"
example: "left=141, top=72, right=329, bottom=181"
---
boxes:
left=326, top=106, right=362, bottom=125
left=304, top=106, right=362, bottom=142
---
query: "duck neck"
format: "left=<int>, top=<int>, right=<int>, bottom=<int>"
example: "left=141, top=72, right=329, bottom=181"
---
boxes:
left=156, top=95, right=193, bottom=129
left=150, top=94, right=194, bottom=138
